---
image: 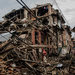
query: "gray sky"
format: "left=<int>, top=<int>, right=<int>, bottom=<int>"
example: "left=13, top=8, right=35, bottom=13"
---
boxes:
left=0, top=0, right=75, bottom=28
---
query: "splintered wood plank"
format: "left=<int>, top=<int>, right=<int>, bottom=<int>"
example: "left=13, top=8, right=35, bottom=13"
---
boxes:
left=30, top=45, right=52, bottom=48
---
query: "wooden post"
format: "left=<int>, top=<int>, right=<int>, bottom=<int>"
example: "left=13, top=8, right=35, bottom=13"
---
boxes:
left=32, top=29, right=35, bottom=45
left=38, top=31, right=41, bottom=45
left=44, top=36, right=47, bottom=45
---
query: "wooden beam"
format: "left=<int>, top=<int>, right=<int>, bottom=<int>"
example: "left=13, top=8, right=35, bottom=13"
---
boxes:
left=30, top=45, right=52, bottom=48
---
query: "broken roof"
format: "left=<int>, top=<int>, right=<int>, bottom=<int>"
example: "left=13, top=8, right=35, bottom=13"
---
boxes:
left=3, top=8, right=24, bottom=19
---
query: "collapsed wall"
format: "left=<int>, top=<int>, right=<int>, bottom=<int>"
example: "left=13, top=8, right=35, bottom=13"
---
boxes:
left=0, top=3, right=74, bottom=75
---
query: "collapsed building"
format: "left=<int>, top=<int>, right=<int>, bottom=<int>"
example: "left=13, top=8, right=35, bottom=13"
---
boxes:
left=0, top=1, right=74, bottom=75
left=0, top=3, right=66, bottom=59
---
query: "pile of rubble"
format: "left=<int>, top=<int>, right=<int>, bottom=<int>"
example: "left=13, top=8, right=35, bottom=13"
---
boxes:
left=0, top=0, right=75, bottom=75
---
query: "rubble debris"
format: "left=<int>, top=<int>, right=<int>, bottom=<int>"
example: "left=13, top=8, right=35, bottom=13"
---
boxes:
left=0, top=0, right=75, bottom=75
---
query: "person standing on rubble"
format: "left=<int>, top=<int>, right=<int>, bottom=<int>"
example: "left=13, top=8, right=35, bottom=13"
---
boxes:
left=42, top=48, right=47, bottom=62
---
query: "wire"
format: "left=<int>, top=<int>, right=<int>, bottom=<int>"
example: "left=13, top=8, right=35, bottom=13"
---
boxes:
left=53, top=0, right=70, bottom=25
left=16, top=0, right=37, bottom=19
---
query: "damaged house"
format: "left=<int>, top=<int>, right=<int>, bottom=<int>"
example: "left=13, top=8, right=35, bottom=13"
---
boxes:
left=2, top=3, right=66, bottom=59
left=0, top=3, right=66, bottom=64
left=0, top=1, right=74, bottom=75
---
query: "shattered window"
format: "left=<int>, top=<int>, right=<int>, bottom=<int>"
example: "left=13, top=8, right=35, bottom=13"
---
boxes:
left=37, top=6, right=48, bottom=16
left=35, top=32, right=39, bottom=44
